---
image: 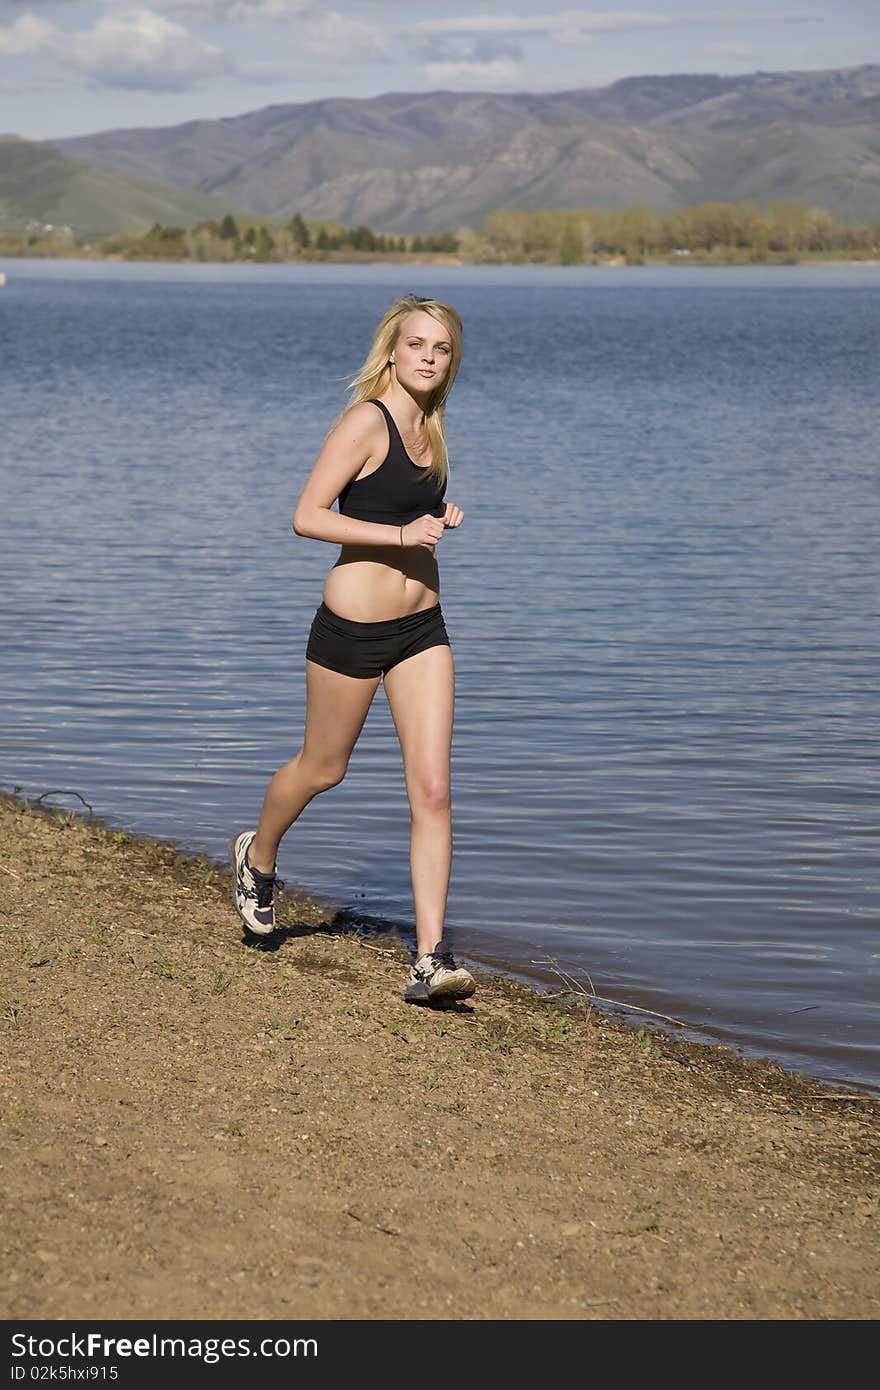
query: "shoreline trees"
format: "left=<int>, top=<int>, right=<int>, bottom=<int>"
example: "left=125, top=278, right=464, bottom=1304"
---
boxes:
left=1, top=199, right=876, bottom=265
left=470, top=199, right=878, bottom=264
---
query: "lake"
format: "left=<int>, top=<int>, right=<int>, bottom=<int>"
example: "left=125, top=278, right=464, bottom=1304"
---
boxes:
left=1, top=256, right=878, bottom=1091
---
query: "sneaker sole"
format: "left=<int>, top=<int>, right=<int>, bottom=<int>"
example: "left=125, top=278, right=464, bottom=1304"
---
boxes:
left=228, top=832, right=275, bottom=937
left=404, top=975, right=476, bottom=1005
left=428, top=975, right=476, bottom=1002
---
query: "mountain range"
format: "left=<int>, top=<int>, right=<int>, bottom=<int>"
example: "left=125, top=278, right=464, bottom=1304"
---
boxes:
left=13, top=64, right=880, bottom=236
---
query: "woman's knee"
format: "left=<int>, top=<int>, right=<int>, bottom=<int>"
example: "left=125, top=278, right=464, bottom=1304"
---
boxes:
left=300, top=754, right=347, bottom=793
left=409, top=773, right=451, bottom=815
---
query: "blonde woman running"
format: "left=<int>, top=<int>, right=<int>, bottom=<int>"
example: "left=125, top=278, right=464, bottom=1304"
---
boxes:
left=231, top=293, right=475, bottom=1005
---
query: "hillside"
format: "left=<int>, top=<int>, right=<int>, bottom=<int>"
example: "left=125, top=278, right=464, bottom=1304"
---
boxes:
left=0, top=136, right=249, bottom=239
left=42, top=64, right=880, bottom=232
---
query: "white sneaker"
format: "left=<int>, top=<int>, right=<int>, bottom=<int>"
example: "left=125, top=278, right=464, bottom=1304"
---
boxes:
left=404, top=944, right=476, bottom=1004
left=230, top=830, right=282, bottom=936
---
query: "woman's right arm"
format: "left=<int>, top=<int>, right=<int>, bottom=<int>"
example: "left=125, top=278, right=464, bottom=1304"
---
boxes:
left=293, top=403, right=402, bottom=547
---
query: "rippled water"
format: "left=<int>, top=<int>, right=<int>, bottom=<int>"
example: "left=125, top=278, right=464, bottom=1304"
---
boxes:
left=2, top=258, right=878, bottom=1090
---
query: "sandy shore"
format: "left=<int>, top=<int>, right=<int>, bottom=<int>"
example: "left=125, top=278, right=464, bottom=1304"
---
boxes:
left=1, top=793, right=877, bottom=1320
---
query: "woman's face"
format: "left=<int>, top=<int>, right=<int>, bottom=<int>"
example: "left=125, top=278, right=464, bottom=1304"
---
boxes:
left=391, top=310, right=453, bottom=393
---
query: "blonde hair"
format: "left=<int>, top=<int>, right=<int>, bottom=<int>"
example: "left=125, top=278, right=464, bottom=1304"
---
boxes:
left=329, top=293, right=463, bottom=488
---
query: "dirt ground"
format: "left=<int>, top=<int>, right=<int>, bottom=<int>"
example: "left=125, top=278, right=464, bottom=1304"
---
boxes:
left=1, top=793, right=877, bottom=1321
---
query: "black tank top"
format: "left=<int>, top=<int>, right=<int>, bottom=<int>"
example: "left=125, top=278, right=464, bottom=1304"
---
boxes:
left=337, top=398, right=447, bottom=526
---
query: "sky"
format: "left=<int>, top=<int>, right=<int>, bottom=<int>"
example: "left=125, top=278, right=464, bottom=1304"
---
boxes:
left=1, top=1, right=878, bottom=140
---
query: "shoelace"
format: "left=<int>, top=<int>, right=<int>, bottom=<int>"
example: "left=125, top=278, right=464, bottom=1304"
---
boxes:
left=429, top=947, right=456, bottom=970
left=250, top=867, right=283, bottom=909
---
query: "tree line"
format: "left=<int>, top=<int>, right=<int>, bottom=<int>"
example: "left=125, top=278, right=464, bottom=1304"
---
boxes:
left=2, top=198, right=875, bottom=264
left=466, top=199, right=879, bottom=264
left=92, top=213, right=459, bottom=262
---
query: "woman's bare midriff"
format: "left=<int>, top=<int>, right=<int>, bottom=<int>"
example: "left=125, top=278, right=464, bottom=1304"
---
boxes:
left=322, top=543, right=440, bottom=622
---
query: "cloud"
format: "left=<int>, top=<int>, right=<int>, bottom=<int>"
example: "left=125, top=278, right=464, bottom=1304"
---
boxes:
left=143, top=1, right=388, bottom=59
left=415, top=28, right=523, bottom=89
left=0, top=13, right=56, bottom=55
left=300, top=10, right=385, bottom=59
left=418, top=32, right=523, bottom=65
left=422, top=58, right=522, bottom=88
left=413, top=8, right=819, bottom=43
left=0, top=7, right=227, bottom=90
left=0, top=1, right=387, bottom=92
left=147, top=1, right=311, bottom=20
left=68, top=9, right=226, bottom=90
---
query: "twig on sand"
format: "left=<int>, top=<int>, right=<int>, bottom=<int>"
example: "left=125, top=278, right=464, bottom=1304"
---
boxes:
left=532, top=956, right=686, bottom=1029
left=344, top=1207, right=399, bottom=1236
left=0, top=864, right=21, bottom=879
left=542, top=960, right=597, bottom=997
left=354, top=939, right=398, bottom=958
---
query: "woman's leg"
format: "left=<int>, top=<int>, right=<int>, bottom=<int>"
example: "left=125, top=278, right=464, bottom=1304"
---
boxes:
left=382, top=643, right=455, bottom=958
left=248, top=660, right=381, bottom=872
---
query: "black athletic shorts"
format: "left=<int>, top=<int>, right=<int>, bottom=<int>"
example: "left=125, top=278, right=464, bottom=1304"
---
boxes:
left=306, top=601, right=450, bottom=679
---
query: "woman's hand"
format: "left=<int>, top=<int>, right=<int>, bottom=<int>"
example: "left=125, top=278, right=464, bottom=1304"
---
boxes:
left=401, top=505, right=464, bottom=548
left=402, top=514, right=443, bottom=547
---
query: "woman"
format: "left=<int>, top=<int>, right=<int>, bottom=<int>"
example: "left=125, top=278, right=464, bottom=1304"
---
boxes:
left=231, top=293, right=475, bottom=1005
